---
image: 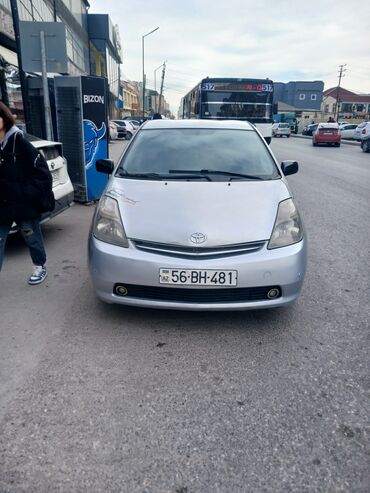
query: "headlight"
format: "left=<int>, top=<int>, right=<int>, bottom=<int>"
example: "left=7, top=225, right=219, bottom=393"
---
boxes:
left=268, top=198, right=303, bottom=249
left=93, top=196, right=129, bottom=247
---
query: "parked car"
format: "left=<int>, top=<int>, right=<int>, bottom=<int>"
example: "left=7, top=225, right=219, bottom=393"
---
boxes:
left=126, top=117, right=143, bottom=127
left=111, top=120, right=136, bottom=139
left=11, top=134, right=74, bottom=231
left=354, top=122, right=370, bottom=141
left=339, top=123, right=357, bottom=140
left=88, top=119, right=306, bottom=310
left=272, top=123, right=291, bottom=138
left=126, top=119, right=141, bottom=129
left=361, top=134, right=370, bottom=153
left=302, top=123, right=318, bottom=136
left=109, top=121, right=118, bottom=140
left=109, top=121, right=126, bottom=140
left=312, top=123, right=341, bottom=147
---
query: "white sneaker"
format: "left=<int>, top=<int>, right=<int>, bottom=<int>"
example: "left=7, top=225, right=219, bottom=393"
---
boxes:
left=28, top=265, right=48, bottom=285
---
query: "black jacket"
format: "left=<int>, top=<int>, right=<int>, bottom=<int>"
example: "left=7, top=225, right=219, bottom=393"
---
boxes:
left=0, top=131, right=54, bottom=223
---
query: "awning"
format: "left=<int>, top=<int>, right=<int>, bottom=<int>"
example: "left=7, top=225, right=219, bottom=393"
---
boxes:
left=0, top=45, right=18, bottom=67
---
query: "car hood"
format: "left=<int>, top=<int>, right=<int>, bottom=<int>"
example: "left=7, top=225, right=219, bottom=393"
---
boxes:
left=106, top=178, right=291, bottom=246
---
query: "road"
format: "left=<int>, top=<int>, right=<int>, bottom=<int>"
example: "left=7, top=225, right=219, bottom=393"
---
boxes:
left=0, top=137, right=369, bottom=493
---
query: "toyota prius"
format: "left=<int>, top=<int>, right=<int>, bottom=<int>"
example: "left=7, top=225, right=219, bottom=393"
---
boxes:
left=88, top=119, right=306, bottom=310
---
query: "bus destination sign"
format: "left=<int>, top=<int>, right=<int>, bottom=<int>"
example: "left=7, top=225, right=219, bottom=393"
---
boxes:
left=202, top=82, right=273, bottom=92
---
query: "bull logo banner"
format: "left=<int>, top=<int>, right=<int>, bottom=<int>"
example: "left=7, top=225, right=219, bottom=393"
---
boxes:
left=82, top=76, right=109, bottom=201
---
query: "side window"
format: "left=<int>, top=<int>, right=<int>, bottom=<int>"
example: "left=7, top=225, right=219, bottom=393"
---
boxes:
left=299, top=94, right=305, bottom=101
left=311, top=94, right=317, bottom=101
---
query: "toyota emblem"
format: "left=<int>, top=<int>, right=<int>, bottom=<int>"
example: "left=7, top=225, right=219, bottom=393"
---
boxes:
left=190, top=233, right=207, bottom=244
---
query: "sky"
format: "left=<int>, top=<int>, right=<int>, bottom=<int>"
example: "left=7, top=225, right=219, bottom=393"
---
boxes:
left=90, top=0, right=370, bottom=114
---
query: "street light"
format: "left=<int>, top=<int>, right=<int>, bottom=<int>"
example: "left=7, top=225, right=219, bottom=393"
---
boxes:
left=154, top=61, right=166, bottom=112
left=142, top=27, right=159, bottom=120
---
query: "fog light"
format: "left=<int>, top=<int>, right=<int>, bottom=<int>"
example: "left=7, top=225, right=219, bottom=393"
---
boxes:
left=115, top=285, right=128, bottom=296
left=267, top=288, right=280, bottom=299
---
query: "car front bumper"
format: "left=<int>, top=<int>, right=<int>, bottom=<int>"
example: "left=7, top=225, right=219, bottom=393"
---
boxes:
left=88, top=236, right=307, bottom=311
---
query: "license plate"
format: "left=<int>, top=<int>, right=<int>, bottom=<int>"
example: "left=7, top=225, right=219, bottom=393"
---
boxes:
left=159, top=269, right=237, bottom=286
left=323, top=132, right=333, bottom=135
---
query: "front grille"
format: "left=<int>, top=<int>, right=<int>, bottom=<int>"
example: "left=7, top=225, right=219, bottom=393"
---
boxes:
left=133, top=239, right=266, bottom=259
left=113, top=284, right=281, bottom=303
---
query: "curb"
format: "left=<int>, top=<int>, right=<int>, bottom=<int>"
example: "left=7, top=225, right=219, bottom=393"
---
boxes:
left=291, top=134, right=360, bottom=146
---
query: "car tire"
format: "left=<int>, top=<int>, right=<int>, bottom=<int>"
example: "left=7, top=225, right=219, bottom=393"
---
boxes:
left=125, top=132, right=132, bottom=140
left=287, top=135, right=290, bottom=138
left=336, top=143, right=341, bottom=147
left=312, top=142, right=317, bottom=146
left=362, top=140, right=370, bottom=153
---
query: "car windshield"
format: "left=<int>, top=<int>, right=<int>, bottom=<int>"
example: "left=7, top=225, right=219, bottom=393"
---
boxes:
left=116, top=128, right=280, bottom=181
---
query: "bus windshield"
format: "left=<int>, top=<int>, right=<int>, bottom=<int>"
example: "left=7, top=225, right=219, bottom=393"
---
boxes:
left=201, top=89, right=272, bottom=122
left=181, top=78, right=275, bottom=141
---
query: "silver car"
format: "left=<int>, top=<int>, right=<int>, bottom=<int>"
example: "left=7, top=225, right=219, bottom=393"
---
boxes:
left=88, top=120, right=306, bottom=310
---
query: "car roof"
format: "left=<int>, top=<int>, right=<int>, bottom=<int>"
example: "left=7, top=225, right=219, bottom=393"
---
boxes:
left=23, top=134, right=61, bottom=147
left=142, top=119, right=255, bottom=130
left=318, top=122, right=339, bottom=128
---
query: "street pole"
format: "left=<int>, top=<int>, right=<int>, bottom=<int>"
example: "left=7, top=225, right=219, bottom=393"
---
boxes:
left=154, top=63, right=163, bottom=113
left=334, top=64, right=347, bottom=122
left=154, top=60, right=167, bottom=113
left=141, top=27, right=159, bottom=120
left=9, top=0, right=31, bottom=131
left=39, top=31, right=53, bottom=141
left=158, top=61, right=166, bottom=115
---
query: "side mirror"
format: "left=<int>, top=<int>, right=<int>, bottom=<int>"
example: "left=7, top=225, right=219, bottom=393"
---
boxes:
left=96, top=159, right=114, bottom=174
left=281, top=160, right=298, bottom=176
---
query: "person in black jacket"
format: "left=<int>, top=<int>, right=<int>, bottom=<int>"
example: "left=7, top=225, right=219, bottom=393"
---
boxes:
left=0, top=102, right=54, bottom=284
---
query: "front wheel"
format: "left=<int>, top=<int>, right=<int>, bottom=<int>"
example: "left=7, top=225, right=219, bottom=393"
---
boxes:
left=287, top=134, right=290, bottom=138
left=312, top=142, right=317, bottom=146
left=335, top=142, right=341, bottom=147
left=125, top=132, right=132, bottom=140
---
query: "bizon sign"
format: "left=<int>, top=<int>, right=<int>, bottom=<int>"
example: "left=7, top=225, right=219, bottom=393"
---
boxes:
left=81, top=77, right=109, bottom=201
left=83, top=95, right=105, bottom=104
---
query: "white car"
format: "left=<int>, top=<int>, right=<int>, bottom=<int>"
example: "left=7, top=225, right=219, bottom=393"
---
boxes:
left=112, top=120, right=137, bottom=140
left=339, top=124, right=358, bottom=139
left=354, top=122, right=370, bottom=141
left=272, top=123, right=291, bottom=138
left=11, top=135, right=74, bottom=231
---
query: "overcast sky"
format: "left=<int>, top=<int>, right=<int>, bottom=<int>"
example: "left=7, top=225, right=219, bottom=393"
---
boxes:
left=90, top=0, right=370, bottom=113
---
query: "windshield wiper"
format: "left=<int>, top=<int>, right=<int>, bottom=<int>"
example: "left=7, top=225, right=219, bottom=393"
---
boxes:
left=117, top=171, right=165, bottom=179
left=169, top=169, right=264, bottom=180
left=118, top=171, right=211, bottom=181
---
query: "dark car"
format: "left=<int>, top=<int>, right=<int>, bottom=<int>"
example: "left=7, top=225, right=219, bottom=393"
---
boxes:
left=361, top=134, right=370, bottom=153
left=302, top=123, right=318, bottom=136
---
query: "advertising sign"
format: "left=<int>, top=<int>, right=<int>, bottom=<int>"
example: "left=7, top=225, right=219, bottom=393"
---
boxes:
left=81, top=76, right=109, bottom=201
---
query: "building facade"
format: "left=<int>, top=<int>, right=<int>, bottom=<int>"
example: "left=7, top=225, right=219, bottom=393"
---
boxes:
left=87, top=14, right=121, bottom=118
left=0, top=0, right=90, bottom=124
left=322, top=87, right=370, bottom=122
left=120, top=79, right=140, bottom=117
left=274, top=81, right=324, bottom=111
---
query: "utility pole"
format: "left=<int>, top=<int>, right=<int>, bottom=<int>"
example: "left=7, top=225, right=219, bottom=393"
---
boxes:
left=158, top=61, right=166, bottom=115
left=334, top=64, right=347, bottom=122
